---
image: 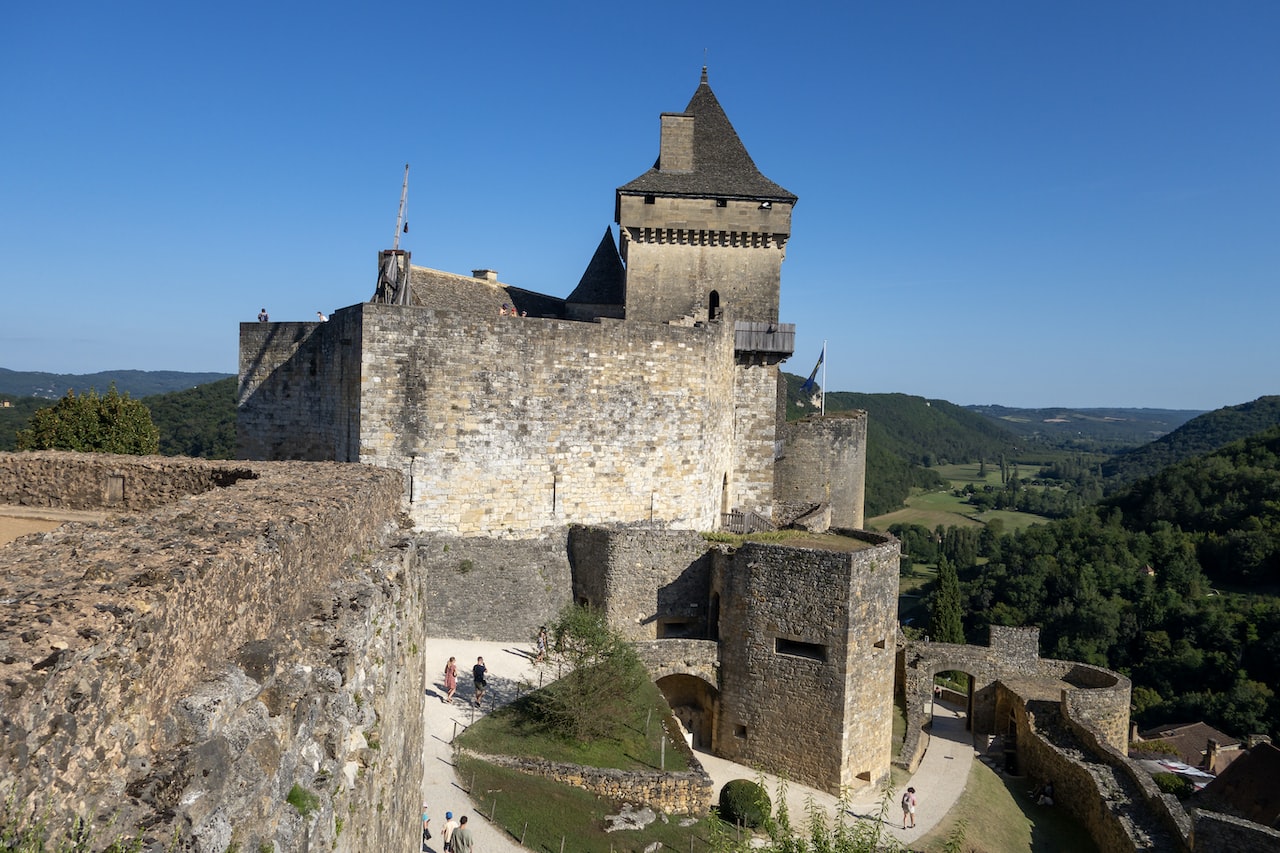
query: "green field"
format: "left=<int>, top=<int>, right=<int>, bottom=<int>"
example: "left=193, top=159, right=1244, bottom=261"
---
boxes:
left=868, top=464, right=1049, bottom=534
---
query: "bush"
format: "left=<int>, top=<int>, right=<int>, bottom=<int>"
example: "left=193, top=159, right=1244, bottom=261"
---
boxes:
left=718, top=779, right=770, bottom=828
left=286, top=783, right=320, bottom=817
left=1151, top=772, right=1194, bottom=799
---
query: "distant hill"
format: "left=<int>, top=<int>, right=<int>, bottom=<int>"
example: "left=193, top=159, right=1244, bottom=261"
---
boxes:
left=146, top=377, right=237, bottom=459
left=0, top=368, right=232, bottom=400
left=965, top=404, right=1203, bottom=451
left=785, top=375, right=1024, bottom=515
left=1103, top=395, right=1280, bottom=484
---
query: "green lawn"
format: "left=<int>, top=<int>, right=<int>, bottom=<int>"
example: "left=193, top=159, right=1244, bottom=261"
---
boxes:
left=914, top=758, right=1098, bottom=853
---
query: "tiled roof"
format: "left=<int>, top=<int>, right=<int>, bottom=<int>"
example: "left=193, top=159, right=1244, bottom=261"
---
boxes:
left=405, top=266, right=566, bottom=318
left=1198, top=742, right=1280, bottom=828
left=1139, top=721, right=1241, bottom=769
left=618, top=69, right=796, bottom=203
left=566, top=228, right=625, bottom=307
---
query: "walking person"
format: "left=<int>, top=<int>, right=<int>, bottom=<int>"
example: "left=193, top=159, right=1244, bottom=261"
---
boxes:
left=472, top=656, right=487, bottom=707
left=442, top=811, right=460, bottom=852
left=901, top=786, right=916, bottom=829
left=421, top=802, right=432, bottom=850
left=534, top=626, right=548, bottom=663
left=451, top=815, right=474, bottom=853
left=443, top=656, right=458, bottom=704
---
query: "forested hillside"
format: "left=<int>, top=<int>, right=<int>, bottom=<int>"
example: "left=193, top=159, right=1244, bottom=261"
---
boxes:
left=786, top=375, right=1023, bottom=515
left=915, top=428, right=1280, bottom=742
left=1103, top=395, right=1280, bottom=485
left=0, top=368, right=231, bottom=399
left=146, top=377, right=237, bottom=459
left=968, top=404, right=1201, bottom=451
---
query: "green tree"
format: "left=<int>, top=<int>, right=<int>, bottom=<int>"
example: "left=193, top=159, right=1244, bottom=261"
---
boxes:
left=16, top=385, right=159, bottom=455
left=535, top=604, right=645, bottom=741
left=929, top=557, right=965, bottom=644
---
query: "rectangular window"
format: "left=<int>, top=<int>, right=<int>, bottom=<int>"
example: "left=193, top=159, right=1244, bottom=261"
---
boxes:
left=776, top=637, right=827, bottom=662
left=644, top=195, right=655, bottom=205
left=715, top=198, right=728, bottom=208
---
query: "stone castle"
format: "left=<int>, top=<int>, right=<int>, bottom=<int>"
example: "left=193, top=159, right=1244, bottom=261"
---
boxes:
left=1, top=71, right=1265, bottom=853
left=237, top=67, right=866, bottom=539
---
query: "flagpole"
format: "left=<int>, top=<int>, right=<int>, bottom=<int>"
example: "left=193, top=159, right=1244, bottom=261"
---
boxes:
left=820, top=340, right=827, bottom=416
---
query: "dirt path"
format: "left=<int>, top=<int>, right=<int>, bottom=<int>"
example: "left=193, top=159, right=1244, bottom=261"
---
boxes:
left=0, top=505, right=107, bottom=546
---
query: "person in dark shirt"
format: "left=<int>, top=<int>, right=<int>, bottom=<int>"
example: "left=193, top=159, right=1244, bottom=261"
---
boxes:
left=472, top=656, right=487, bottom=707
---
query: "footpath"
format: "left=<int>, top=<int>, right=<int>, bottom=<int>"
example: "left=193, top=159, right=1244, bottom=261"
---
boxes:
left=418, top=636, right=975, bottom=851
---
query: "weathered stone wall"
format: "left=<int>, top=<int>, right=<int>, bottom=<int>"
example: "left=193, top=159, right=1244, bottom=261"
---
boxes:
left=1192, top=810, right=1280, bottom=852
left=716, top=536, right=899, bottom=793
left=412, top=533, right=574, bottom=642
left=617, top=196, right=790, bottom=325
left=0, top=453, right=424, bottom=852
left=731, top=361, right=781, bottom=517
left=0, top=451, right=256, bottom=511
left=775, top=412, right=867, bottom=529
left=356, top=303, right=737, bottom=537
left=568, top=526, right=714, bottom=642
left=237, top=317, right=363, bottom=463
left=461, top=749, right=713, bottom=817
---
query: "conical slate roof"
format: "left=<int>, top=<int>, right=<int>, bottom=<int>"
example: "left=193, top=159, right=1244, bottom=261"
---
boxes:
left=618, top=68, right=796, bottom=203
left=566, top=227, right=626, bottom=306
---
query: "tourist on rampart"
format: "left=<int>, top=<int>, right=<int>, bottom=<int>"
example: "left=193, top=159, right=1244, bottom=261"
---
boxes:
left=901, top=786, right=916, bottom=829
left=535, top=626, right=548, bottom=663
left=443, top=656, right=458, bottom=704
left=472, top=656, right=487, bottom=707
left=257, top=308, right=269, bottom=322
left=451, top=815, right=474, bottom=853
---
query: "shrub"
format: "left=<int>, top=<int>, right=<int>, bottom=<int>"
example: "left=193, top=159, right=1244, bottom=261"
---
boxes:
left=1151, top=772, right=1194, bottom=798
left=718, top=779, right=770, bottom=828
left=286, top=783, right=320, bottom=817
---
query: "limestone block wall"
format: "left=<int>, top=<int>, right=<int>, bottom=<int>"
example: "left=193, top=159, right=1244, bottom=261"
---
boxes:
left=567, top=526, right=714, bottom=642
left=412, top=533, right=574, bottom=642
left=238, top=315, right=363, bottom=462
left=775, top=411, right=867, bottom=529
left=0, top=455, right=423, bottom=852
left=731, top=361, right=781, bottom=517
left=0, top=451, right=255, bottom=511
left=357, top=303, right=736, bottom=537
left=617, top=197, right=790, bottom=325
left=716, top=536, right=899, bottom=793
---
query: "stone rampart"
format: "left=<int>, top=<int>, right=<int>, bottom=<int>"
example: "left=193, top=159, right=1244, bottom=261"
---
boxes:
left=0, top=451, right=256, bottom=511
left=0, top=453, right=423, bottom=852
left=775, top=412, right=868, bottom=529
left=568, top=526, right=715, bottom=642
left=412, top=533, right=574, bottom=642
left=1192, top=810, right=1280, bottom=852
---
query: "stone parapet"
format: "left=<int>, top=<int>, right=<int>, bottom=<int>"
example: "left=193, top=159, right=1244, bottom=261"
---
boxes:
left=1192, top=810, right=1280, bottom=852
left=0, top=453, right=422, bottom=852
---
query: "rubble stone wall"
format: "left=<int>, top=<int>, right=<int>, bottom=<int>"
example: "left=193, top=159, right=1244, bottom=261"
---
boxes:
left=0, top=453, right=423, bottom=853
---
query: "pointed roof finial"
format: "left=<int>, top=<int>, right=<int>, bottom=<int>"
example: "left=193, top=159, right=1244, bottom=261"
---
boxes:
left=701, top=64, right=708, bottom=85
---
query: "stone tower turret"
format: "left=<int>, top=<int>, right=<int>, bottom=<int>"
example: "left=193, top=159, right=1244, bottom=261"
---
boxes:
left=616, top=67, right=797, bottom=326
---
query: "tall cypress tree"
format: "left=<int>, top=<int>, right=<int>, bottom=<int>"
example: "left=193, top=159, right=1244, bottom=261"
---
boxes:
left=929, top=556, right=965, bottom=644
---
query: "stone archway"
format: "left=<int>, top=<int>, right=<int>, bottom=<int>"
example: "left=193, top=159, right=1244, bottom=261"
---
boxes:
left=656, top=673, right=718, bottom=750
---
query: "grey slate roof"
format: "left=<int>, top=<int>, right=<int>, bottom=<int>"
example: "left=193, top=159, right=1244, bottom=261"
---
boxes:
left=566, top=227, right=625, bottom=307
left=618, top=69, right=797, bottom=203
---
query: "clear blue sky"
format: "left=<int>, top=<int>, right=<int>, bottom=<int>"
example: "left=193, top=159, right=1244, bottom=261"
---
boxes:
left=2, top=2, right=1276, bottom=409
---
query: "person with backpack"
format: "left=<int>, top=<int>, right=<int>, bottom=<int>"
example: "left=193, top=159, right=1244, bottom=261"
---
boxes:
left=901, top=786, right=917, bottom=829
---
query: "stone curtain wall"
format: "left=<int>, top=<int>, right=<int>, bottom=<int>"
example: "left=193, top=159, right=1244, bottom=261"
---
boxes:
left=0, top=454, right=425, bottom=852
left=237, top=317, right=362, bottom=462
left=775, top=412, right=868, bottom=530
left=567, top=526, right=713, bottom=642
left=357, top=303, right=736, bottom=537
left=0, top=451, right=256, bottom=511
left=730, top=361, right=781, bottom=517
left=716, top=538, right=899, bottom=794
left=413, top=533, right=574, bottom=642
left=1193, top=811, right=1280, bottom=852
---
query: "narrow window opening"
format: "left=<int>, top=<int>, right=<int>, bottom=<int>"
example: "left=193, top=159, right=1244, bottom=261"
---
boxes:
left=734, top=724, right=747, bottom=739
left=776, top=637, right=828, bottom=662
left=644, top=194, right=655, bottom=205
left=715, top=198, right=728, bottom=208
left=873, top=637, right=887, bottom=650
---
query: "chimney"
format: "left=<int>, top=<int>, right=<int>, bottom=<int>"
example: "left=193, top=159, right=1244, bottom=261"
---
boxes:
left=659, top=113, right=694, bottom=173
left=472, top=269, right=499, bottom=282
left=1205, top=738, right=1219, bottom=771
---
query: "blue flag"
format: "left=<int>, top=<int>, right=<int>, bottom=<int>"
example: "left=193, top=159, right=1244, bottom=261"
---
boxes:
left=799, top=348, right=824, bottom=394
